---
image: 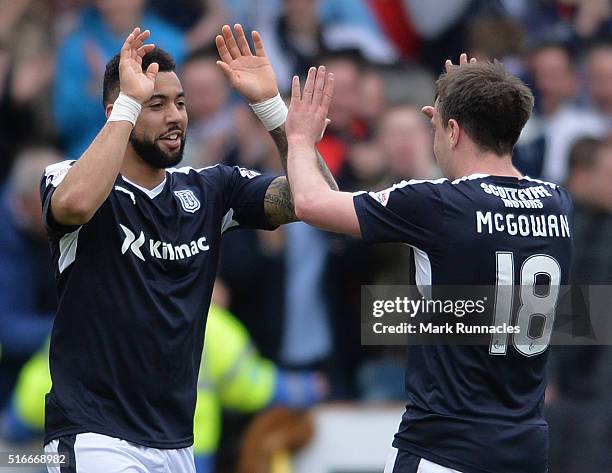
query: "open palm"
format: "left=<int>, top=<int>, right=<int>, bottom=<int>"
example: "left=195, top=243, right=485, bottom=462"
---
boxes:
left=119, top=27, right=158, bottom=104
left=215, top=24, right=279, bottom=104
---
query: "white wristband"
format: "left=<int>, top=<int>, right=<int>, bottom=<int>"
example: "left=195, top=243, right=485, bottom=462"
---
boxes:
left=250, top=93, right=288, bottom=131
left=108, top=93, right=142, bottom=126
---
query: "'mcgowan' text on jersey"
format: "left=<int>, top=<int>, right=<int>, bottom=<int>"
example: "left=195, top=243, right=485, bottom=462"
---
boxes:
left=476, top=211, right=570, bottom=237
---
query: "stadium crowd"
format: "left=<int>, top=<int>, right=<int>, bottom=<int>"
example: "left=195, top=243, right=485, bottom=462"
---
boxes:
left=0, top=0, right=611, bottom=472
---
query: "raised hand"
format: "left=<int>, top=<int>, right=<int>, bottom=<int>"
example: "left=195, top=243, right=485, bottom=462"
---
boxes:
left=286, top=66, right=335, bottom=145
left=421, top=53, right=478, bottom=120
left=119, top=27, right=158, bottom=104
left=215, top=24, right=278, bottom=103
left=444, top=53, right=477, bottom=73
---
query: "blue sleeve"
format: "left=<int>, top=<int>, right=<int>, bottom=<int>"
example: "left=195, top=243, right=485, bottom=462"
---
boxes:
left=53, top=35, right=105, bottom=157
left=0, top=310, right=52, bottom=358
left=194, top=454, right=214, bottom=473
left=271, top=371, right=325, bottom=408
left=353, top=179, right=446, bottom=249
left=0, top=247, right=53, bottom=358
left=319, top=0, right=382, bottom=34
left=145, top=13, right=187, bottom=65
left=0, top=401, right=39, bottom=443
left=218, top=166, right=278, bottom=231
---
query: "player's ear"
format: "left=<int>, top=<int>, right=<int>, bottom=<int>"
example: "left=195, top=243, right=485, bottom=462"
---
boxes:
left=105, top=103, right=113, bottom=120
left=448, top=118, right=460, bottom=149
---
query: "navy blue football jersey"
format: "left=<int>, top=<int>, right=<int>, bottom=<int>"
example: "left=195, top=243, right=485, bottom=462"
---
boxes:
left=40, top=161, right=276, bottom=448
left=353, top=174, right=573, bottom=473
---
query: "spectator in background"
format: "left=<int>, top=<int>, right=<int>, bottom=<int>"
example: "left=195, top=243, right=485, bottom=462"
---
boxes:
left=402, top=0, right=472, bottom=69
left=340, top=141, right=388, bottom=192
left=340, top=105, right=437, bottom=192
left=319, top=0, right=387, bottom=35
left=358, top=65, right=386, bottom=129
left=181, top=46, right=235, bottom=167
left=584, top=42, right=612, bottom=121
left=0, top=0, right=58, bottom=181
left=466, top=14, right=524, bottom=71
left=148, top=0, right=228, bottom=49
left=507, top=0, right=612, bottom=47
left=399, top=0, right=509, bottom=72
left=566, top=137, right=612, bottom=281
left=279, top=220, right=332, bottom=374
left=546, top=137, right=612, bottom=473
left=259, top=0, right=396, bottom=93
left=318, top=51, right=368, bottom=179
left=377, top=104, right=437, bottom=183
left=182, top=46, right=276, bottom=170
left=0, top=302, right=327, bottom=473
left=53, top=0, right=186, bottom=159
left=514, top=42, right=606, bottom=182
left=0, top=147, right=60, bottom=409
left=225, top=105, right=277, bottom=170
left=224, top=0, right=391, bottom=52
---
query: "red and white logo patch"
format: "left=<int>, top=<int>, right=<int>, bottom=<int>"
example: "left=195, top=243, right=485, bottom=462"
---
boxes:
left=370, top=188, right=392, bottom=207
left=238, top=167, right=261, bottom=179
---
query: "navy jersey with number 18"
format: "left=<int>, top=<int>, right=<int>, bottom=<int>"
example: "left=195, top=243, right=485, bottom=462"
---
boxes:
left=353, top=174, right=573, bottom=473
left=40, top=161, right=276, bottom=449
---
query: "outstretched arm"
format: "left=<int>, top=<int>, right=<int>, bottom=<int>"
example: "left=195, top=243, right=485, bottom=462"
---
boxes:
left=263, top=125, right=339, bottom=226
left=215, top=24, right=337, bottom=226
left=285, top=67, right=361, bottom=236
left=283, top=54, right=478, bottom=235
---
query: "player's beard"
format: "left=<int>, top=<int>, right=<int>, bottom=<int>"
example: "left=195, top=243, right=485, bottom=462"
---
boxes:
left=129, top=129, right=186, bottom=169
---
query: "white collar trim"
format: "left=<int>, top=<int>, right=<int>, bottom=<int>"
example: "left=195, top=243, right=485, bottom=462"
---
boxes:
left=121, top=175, right=166, bottom=199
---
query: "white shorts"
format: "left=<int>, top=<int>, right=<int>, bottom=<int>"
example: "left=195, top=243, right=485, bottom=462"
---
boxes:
left=44, top=432, right=195, bottom=473
left=384, top=447, right=464, bottom=473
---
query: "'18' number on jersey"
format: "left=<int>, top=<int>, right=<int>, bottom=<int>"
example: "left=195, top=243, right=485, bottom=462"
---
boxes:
left=490, top=252, right=561, bottom=357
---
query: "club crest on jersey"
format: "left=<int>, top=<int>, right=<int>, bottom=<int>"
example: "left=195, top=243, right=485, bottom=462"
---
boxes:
left=174, top=190, right=201, bottom=213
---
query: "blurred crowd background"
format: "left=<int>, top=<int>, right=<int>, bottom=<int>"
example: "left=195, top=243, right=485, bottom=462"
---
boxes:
left=1, top=0, right=611, bottom=472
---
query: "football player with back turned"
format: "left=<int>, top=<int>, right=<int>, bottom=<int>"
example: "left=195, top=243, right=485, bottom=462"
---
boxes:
left=284, top=57, right=572, bottom=473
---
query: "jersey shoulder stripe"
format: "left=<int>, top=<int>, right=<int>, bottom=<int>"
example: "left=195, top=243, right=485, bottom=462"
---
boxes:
left=167, top=164, right=221, bottom=175
left=522, top=176, right=558, bottom=189
left=450, top=173, right=490, bottom=184
left=44, top=160, right=76, bottom=188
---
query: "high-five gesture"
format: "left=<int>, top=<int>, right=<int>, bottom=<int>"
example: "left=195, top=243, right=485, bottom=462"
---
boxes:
left=215, top=24, right=278, bottom=103
left=285, top=66, right=335, bottom=145
left=422, top=53, right=477, bottom=119
left=119, top=27, right=158, bottom=104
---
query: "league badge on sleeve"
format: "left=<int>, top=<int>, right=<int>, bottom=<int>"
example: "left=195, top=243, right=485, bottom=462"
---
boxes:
left=238, top=167, right=261, bottom=179
left=174, top=190, right=201, bottom=213
left=45, top=160, right=75, bottom=188
left=370, top=188, right=392, bottom=207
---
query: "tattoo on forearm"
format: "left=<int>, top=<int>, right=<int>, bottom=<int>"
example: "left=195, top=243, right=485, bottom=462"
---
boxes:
left=269, top=125, right=338, bottom=191
left=316, top=149, right=339, bottom=191
left=264, top=125, right=338, bottom=225
left=264, top=176, right=297, bottom=226
left=269, top=126, right=289, bottom=174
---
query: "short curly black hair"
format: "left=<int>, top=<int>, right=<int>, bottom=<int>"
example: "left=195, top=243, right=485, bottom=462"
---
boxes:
left=102, top=47, right=176, bottom=106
